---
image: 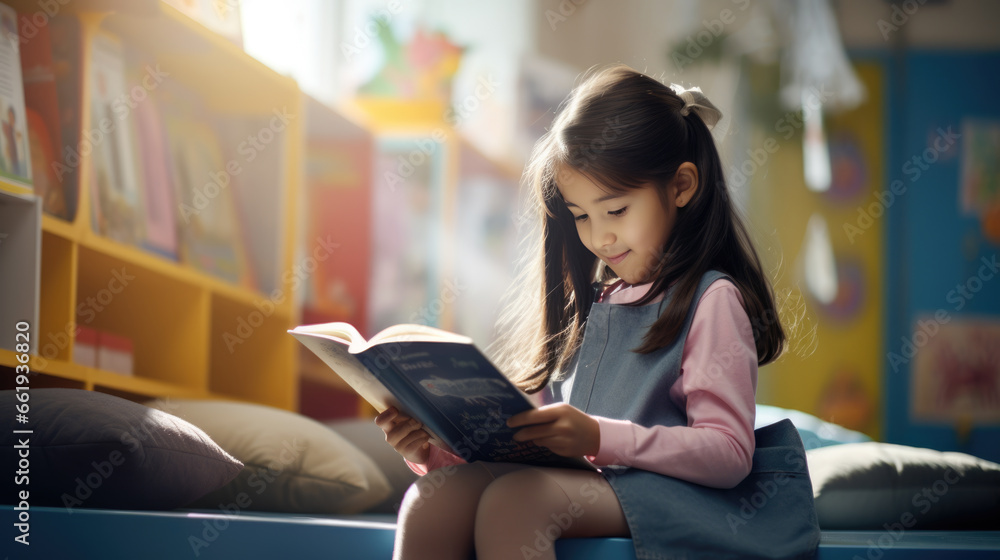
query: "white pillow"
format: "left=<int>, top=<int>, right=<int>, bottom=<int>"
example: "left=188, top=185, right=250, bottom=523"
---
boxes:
left=146, top=399, right=392, bottom=514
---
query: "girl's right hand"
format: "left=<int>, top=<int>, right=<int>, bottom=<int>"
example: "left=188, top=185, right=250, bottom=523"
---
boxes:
left=374, top=406, right=432, bottom=464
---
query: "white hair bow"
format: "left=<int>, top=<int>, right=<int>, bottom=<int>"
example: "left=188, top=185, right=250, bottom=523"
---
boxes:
left=670, top=84, right=723, bottom=131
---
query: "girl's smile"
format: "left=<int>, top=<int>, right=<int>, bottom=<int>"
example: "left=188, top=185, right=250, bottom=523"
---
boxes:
left=606, top=250, right=630, bottom=265
left=555, top=165, right=681, bottom=285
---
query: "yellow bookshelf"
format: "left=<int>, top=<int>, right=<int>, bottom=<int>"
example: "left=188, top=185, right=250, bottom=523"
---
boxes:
left=1, top=0, right=302, bottom=410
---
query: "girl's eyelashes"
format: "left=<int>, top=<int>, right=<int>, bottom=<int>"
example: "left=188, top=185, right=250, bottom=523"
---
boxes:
left=571, top=207, right=627, bottom=222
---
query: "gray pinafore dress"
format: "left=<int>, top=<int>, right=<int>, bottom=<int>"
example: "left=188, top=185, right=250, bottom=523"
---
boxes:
left=551, top=270, right=820, bottom=559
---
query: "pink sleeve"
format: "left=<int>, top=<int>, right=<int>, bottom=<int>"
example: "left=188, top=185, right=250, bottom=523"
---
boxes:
left=404, top=444, right=467, bottom=476
left=589, top=280, right=758, bottom=488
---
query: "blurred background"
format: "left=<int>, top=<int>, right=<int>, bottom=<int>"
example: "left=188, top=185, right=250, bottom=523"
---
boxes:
left=2, top=0, right=998, bottom=462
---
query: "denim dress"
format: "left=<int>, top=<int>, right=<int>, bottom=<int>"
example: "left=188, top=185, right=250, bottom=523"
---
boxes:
left=551, top=270, right=820, bottom=560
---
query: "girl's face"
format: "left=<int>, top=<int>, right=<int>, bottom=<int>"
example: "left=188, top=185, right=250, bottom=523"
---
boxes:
left=556, top=165, right=678, bottom=285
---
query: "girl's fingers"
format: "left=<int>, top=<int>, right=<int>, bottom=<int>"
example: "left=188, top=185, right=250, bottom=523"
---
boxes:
left=385, top=419, right=423, bottom=448
left=399, top=429, right=430, bottom=452
left=511, top=423, right=553, bottom=443
left=374, top=407, right=399, bottom=429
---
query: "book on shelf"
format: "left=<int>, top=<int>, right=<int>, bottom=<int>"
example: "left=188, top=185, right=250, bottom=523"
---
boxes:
left=129, top=78, right=178, bottom=259
left=47, top=14, right=82, bottom=221
left=19, top=10, right=67, bottom=216
left=164, top=113, right=249, bottom=286
left=88, top=30, right=145, bottom=245
left=289, top=321, right=595, bottom=470
left=0, top=2, right=32, bottom=190
left=304, top=138, right=373, bottom=326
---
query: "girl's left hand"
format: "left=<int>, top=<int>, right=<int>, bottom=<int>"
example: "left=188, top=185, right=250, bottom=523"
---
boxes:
left=507, top=403, right=600, bottom=457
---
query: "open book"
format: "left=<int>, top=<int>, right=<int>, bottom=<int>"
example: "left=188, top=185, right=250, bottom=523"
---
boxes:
left=289, top=322, right=593, bottom=470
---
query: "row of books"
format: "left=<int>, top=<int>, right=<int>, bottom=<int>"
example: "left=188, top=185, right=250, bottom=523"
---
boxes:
left=14, top=6, right=255, bottom=287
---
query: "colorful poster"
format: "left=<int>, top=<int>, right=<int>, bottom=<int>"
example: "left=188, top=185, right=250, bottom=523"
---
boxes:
left=960, top=119, right=1000, bottom=216
left=911, top=318, right=1000, bottom=424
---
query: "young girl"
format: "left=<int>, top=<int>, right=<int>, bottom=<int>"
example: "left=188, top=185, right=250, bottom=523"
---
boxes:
left=377, top=64, right=819, bottom=560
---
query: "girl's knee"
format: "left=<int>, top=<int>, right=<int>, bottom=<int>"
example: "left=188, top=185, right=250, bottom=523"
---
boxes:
left=475, top=468, right=563, bottom=523
left=399, top=463, right=490, bottom=516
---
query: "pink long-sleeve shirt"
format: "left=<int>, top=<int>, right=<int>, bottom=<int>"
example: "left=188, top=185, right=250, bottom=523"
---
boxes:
left=406, top=278, right=758, bottom=489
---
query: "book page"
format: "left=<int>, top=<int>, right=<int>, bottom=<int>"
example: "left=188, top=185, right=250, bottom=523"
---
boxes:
left=289, top=331, right=394, bottom=412
left=368, top=323, right=472, bottom=347
left=291, top=321, right=363, bottom=345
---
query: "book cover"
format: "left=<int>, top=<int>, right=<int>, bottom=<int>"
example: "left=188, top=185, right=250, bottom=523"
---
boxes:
left=48, top=15, right=82, bottom=221
left=88, top=30, right=145, bottom=245
left=0, top=3, right=31, bottom=188
left=20, top=11, right=67, bottom=216
left=165, top=115, right=248, bottom=285
left=289, top=322, right=594, bottom=470
left=130, top=87, right=178, bottom=259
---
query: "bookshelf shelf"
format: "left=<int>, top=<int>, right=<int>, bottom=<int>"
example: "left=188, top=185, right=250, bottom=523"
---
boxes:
left=0, top=350, right=87, bottom=383
left=2, top=0, right=303, bottom=410
left=41, top=213, right=80, bottom=240
left=104, top=4, right=298, bottom=114
left=0, top=179, right=33, bottom=198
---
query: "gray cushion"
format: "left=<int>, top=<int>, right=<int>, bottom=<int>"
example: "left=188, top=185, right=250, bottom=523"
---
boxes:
left=807, top=442, right=1000, bottom=529
left=0, top=389, right=242, bottom=510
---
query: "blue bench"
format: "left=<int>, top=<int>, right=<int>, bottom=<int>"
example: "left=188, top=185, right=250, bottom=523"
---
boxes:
left=5, top=506, right=1000, bottom=559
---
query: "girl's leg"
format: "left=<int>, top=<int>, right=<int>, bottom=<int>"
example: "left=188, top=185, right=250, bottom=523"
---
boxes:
left=474, top=467, right=630, bottom=560
left=393, top=462, right=525, bottom=560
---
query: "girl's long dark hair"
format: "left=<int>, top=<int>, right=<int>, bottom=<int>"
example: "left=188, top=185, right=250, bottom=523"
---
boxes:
left=489, top=64, right=785, bottom=394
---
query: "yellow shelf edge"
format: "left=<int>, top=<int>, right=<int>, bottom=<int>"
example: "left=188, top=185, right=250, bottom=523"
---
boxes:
left=41, top=213, right=82, bottom=241
left=0, top=180, right=34, bottom=199
left=77, top=230, right=293, bottom=312
left=156, top=3, right=294, bottom=87
left=0, top=349, right=89, bottom=383
left=90, top=368, right=206, bottom=399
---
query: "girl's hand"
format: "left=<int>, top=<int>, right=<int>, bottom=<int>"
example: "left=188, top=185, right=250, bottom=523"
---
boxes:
left=374, top=407, right=432, bottom=464
left=507, top=403, right=600, bottom=458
